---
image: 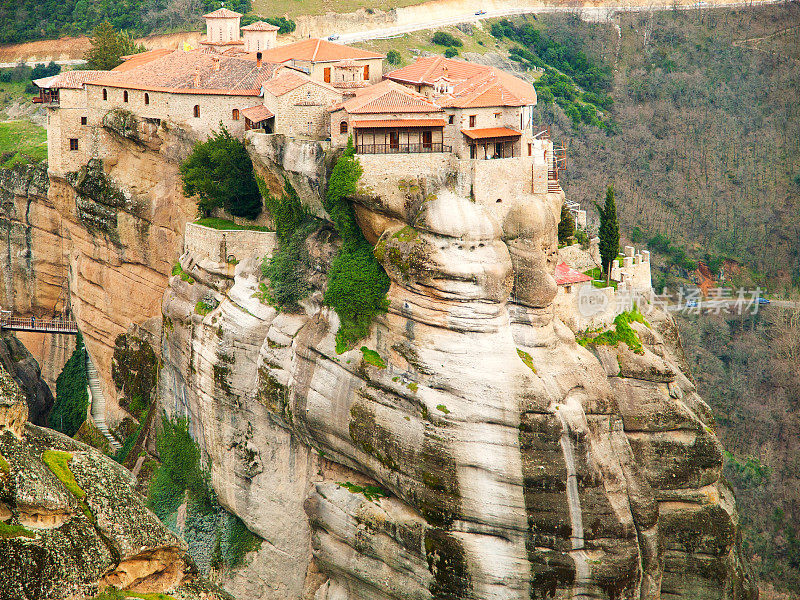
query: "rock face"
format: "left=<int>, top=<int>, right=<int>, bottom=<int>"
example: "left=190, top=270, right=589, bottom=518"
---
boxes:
left=0, top=364, right=231, bottom=600
left=159, top=146, right=756, bottom=600
left=0, top=332, right=54, bottom=425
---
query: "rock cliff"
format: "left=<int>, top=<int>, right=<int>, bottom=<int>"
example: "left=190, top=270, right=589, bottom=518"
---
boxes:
left=0, top=362, right=231, bottom=600
left=0, top=332, right=53, bottom=425
left=158, top=142, right=757, bottom=600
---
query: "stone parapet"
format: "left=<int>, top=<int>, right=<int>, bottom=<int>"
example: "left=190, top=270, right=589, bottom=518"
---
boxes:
left=184, top=222, right=278, bottom=264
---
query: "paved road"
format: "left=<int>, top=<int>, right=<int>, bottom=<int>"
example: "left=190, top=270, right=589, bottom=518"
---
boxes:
left=0, top=58, right=87, bottom=69
left=337, top=0, right=790, bottom=43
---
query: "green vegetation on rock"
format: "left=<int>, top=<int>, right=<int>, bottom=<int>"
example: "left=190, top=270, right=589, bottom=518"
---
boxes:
left=257, top=176, right=321, bottom=310
left=577, top=308, right=649, bottom=354
left=181, top=126, right=262, bottom=219
left=337, top=481, right=388, bottom=503
left=194, top=217, right=268, bottom=231
left=91, top=587, right=177, bottom=600
left=0, top=451, right=8, bottom=474
left=0, top=521, right=35, bottom=540
left=323, top=138, right=389, bottom=352
left=360, top=347, right=386, bottom=369
left=148, top=414, right=262, bottom=572
left=42, top=450, right=86, bottom=500
left=432, top=31, right=462, bottom=48
left=171, top=262, right=194, bottom=284
left=516, top=348, right=537, bottom=373
left=195, top=300, right=214, bottom=316
left=49, top=332, right=88, bottom=437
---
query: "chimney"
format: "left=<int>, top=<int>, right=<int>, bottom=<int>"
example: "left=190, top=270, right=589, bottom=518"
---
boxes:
left=212, top=57, right=220, bottom=72
left=257, top=51, right=263, bottom=69
left=193, top=65, right=200, bottom=88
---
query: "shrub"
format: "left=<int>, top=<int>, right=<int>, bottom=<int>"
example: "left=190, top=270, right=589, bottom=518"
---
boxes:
left=257, top=176, right=319, bottom=309
left=432, top=31, right=462, bottom=47
left=84, top=21, right=146, bottom=70
left=181, top=126, right=261, bottom=219
left=444, top=47, right=459, bottom=58
left=150, top=415, right=210, bottom=508
left=49, top=333, right=88, bottom=437
left=386, top=50, right=401, bottom=65
left=323, top=139, right=389, bottom=352
left=265, top=16, right=296, bottom=34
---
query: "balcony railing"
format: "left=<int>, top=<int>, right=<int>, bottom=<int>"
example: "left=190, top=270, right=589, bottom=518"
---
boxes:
left=356, top=143, right=451, bottom=155
left=33, top=92, right=59, bottom=105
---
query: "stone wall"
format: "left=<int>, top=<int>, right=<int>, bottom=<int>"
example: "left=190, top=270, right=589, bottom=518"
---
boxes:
left=184, top=222, right=278, bottom=264
left=611, top=244, right=652, bottom=292
left=265, top=81, right=341, bottom=139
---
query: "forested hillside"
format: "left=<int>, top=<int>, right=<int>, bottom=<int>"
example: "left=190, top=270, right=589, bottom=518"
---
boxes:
left=0, top=0, right=250, bottom=43
left=532, top=6, right=800, bottom=290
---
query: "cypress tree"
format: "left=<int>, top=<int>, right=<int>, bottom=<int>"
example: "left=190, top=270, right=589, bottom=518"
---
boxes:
left=558, top=203, right=576, bottom=244
left=594, top=185, right=620, bottom=284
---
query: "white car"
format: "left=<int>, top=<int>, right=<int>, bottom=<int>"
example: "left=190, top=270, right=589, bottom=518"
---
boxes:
left=328, top=34, right=339, bottom=41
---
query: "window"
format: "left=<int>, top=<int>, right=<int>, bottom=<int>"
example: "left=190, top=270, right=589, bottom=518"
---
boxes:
left=448, top=115, right=454, bottom=124
left=102, top=89, right=107, bottom=101
left=232, top=109, right=240, bottom=120
left=340, top=121, right=348, bottom=134
left=363, top=65, right=369, bottom=80
left=123, top=90, right=128, bottom=102
left=144, top=93, right=149, bottom=105
left=193, top=105, right=200, bottom=118
left=324, top=67, right=331, bottom=83
left=469, top=115, right=476, bottom=127
left=494, top=112, right=501, bottom=119
left=81, top=116, right=87, bottom=125
left=528, top=143, right=532, bottom=156
left=69, top=138, right=79, bottom=151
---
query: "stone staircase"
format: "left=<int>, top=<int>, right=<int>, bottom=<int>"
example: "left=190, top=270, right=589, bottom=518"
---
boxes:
left=86, top=354, right=121, bottom=451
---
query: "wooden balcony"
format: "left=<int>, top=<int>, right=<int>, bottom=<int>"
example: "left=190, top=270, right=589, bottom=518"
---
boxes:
left=356, top=142, right=451, bottom=154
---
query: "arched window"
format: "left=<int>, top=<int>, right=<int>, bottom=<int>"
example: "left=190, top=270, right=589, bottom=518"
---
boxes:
left=123, top=90, right=128, bottom=102
left=193, top=105, right=200, bottom=118
left=340, top=121, right=348, bottom=134
left=102, top=89, right=107, bottom=101
left=144, top=93, right=149, bottom=105
left=232, top=109, right=240, bottom=121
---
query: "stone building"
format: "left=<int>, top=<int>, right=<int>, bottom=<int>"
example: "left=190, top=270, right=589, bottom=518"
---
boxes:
left=199, top=8, right=245, bottom=54
left=257, top=38, right=385, bottom=90
left=241, top=21, right=280, bottom=53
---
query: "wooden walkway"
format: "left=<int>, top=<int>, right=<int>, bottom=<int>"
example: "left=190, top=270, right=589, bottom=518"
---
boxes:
left=0, top=313, right=79, bottom=335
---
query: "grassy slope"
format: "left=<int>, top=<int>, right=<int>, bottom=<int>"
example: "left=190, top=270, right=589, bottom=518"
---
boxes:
left=0, top=119, right=46, bottom=167
left=252, top=0, right=428, bottom=18
left=354, top=23, right=515, bottom=67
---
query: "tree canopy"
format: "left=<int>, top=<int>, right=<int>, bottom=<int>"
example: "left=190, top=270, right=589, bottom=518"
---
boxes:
left=84, top=21, right=146, bottom=70
left=180, top=127, right=262, bottom=220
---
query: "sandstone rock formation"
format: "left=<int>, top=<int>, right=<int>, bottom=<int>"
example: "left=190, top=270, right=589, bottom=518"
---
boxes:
left=0, top=363, right=231, bottom=600
left=159, top=143, right=757, bottom=600
left=0, top=332, right=54, bottom=425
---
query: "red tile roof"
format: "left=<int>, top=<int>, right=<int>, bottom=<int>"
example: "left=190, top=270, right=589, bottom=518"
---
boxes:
left=241, top=21, right=280, bottom=31
left=353, top=118, right=447, bottom=128
left=555, top=262, right=592, bottom=285
left=386, top=56, right=537, bottom=108
left=114, top=48, right=173, bottom=72
left=461, top=127, right=521, bottom=140
left=333, top=80, right=441, bottom=114
left=203, top=8, right=242, bottom=18
left=262, top=70, right=338, bottom=96
left=241, top=105, right=274, bottom=122
left=87, top=50, right=282, bottom=96
left=34, top=70, right=110, bottom=89
left=259, top=38, right=384, bottom=64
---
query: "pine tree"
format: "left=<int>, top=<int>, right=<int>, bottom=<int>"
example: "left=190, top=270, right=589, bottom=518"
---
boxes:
left=594, top=185, right=619, bottom=285
left=84, top=21, right=145, bottom=70
left=558, top=203, right=576, bottom=244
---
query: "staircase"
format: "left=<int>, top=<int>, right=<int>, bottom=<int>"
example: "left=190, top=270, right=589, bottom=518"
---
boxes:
left=86, top=354, right=122, bottom=451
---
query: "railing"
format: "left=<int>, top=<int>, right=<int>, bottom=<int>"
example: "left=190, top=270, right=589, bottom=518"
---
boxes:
left=0, top=312, right=78, bottom=334
left=532, top=125, right=550, bottom=140
left=356, top=143, right=451, bottom=154
left=32, top=92, right=59, bottom=105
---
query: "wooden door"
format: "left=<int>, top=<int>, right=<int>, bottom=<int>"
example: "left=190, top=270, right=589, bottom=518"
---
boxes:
left=389, top=131, right=399, bottom=150
left=422, top=130, right=432, bottom=149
